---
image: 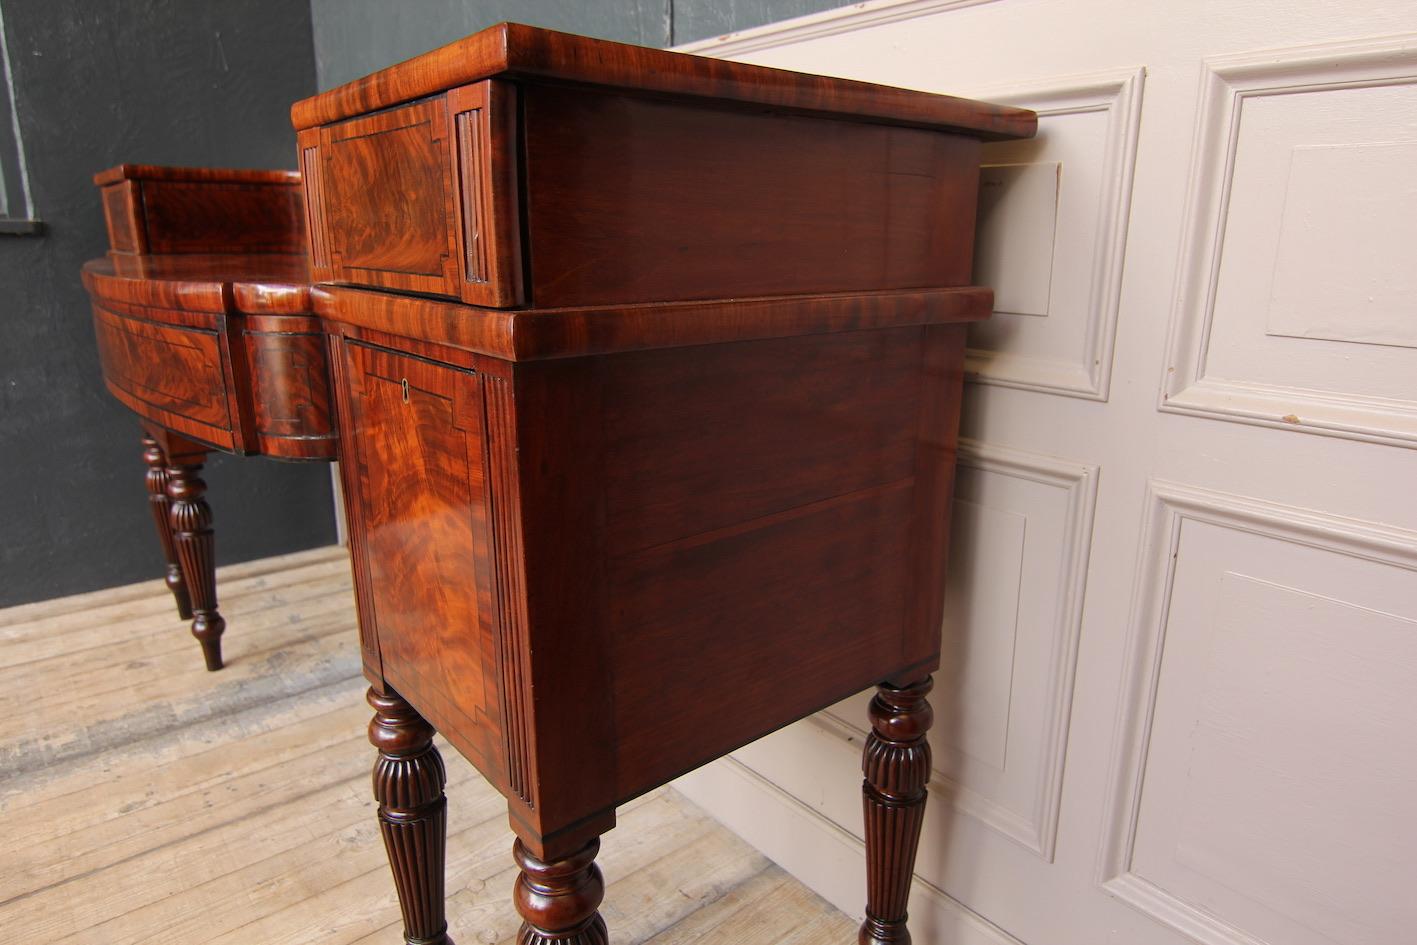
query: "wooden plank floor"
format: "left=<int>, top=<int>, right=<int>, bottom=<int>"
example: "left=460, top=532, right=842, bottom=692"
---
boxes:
left=0, top=545, right=854, bottom=944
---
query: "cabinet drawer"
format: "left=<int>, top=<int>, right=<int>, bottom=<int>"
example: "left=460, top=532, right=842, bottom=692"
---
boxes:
left=300, top=82, right=521, bottom=307
left=92, top=302, right=237, bottom=449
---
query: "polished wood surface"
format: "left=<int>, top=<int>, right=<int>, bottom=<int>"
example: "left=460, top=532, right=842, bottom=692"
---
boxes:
left=167, top=457, right=225, bottom=671
left=368, top=687, right=453, bottom=945
left=82, top=249, right=334, bottom=459
left=96, top=164, right=304, bottom=256
left=84, top=22, right=1035, bottom=942
left=141, top=435, right=192, bottom=620
left=290, top=22, right=1036, bottom=140
left=522, top=86, right=981, bottom=306
left=860, top=678, right=935, bottom=945
left=513, top=838, right=610, bottom=945
left=312, top=284, right=992, bottom=362
left=299, top=71, right=988, bottom=309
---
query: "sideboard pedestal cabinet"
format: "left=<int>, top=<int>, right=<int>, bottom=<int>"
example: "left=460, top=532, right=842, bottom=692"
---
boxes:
left=86, top=22, right=1034, bottom=944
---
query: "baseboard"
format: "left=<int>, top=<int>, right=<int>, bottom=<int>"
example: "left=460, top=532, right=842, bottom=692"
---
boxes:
left=674, top=755, right=1024, bottom=945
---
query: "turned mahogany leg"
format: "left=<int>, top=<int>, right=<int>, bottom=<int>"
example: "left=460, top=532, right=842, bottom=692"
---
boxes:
left=860, top=676, right=934, bottom=945
left=166, top=459, right=225, bottom=671
left=513, top=838, right=608, bottom=945
left=369, top=688, right=452, bottom=945
left=141, top=435, right=192, bottom=620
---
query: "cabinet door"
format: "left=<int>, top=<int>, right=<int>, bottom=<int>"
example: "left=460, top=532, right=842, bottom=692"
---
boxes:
left=339, top=339, right=505, bottom=783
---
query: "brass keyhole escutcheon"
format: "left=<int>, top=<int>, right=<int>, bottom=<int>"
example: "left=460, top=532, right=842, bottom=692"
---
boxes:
left=401, top=378, right=410, bottom=404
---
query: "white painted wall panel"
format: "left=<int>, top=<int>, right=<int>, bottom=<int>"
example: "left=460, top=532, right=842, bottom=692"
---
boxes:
left=674, top=5, right=1417, bottom=945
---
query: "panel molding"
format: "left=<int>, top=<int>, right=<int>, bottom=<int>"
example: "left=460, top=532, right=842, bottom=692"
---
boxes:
left=1099, top=479, right=1417, bottom=945
left=818, top=438, right=1098, bottom=860
left=1160, top=34, right=1417, bottom=447
left=673, top=0, right=1002, bottom=56
left=959, top=68, right=1144, bottom=400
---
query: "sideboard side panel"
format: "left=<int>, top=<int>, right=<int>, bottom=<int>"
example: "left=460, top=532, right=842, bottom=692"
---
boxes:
left=602, top=326, right=939, bottom=800
left=506, top=358, right=619, bottom=841
left=903, top=322, right=968, bottom=668
left=521, top=85, right=982, bottom=307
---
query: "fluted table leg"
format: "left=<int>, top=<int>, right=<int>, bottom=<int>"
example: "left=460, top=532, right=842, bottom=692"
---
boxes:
left=514, top=838, right=609, bottom=945
left=369, top=687, right=453, bottom=945
left=141, top=435, right=192, bottom=620
left=167, top=459, right=224, bottom=670
left=860, top=676, right=934, bottom=945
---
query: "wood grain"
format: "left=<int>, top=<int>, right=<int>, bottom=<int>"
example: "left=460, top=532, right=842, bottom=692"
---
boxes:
left=242, top=313, right=338, bottom=460
left=313, top=284, right=992, bottom=362
left=320, top=99, right=460, bottom=296
left=601, top=327, right=923, bottom=553
left=290, top=22, right=1036, bottom=140
left=339, top=340, right=507, bottom=790
left=522, top=85, right=982, bottom=306
left=95, top=165, right=304, bottom=256
left=860, top=678, right=934, bottom=945
left=91, top=301, right=237, bottom=450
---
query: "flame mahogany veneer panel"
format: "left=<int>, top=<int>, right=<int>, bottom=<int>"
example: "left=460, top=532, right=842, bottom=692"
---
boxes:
left=96, top=165, right=305, bottom=257
left=339, top=341, right=507, bottom=787
left=320, top=100, right=459, bottom=295
left=91, top=301, right=237, bottom=449
left=140, top=181, right=305, bottom=255
left=299, top=82, right=522, bottom=307
left=242, top=314, right=338, bottom=460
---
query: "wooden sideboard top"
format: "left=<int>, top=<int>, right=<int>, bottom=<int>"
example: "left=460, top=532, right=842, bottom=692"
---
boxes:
left=93, top=164, right=301, bottom=187
left=315, top=284, right=993, bottom=361
left=290, top=21, right=1037, bottom=140
left=82, top=254, right=311, bottom=315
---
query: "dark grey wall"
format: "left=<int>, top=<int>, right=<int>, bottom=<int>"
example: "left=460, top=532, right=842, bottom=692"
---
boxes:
left=671, top=0, right=849, bottom=45
left=0, top=0, right=336, bottom=607
left=310, top=0, right=850, bottom=89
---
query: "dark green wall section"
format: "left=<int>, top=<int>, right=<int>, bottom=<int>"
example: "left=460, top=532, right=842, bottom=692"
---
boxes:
left=0, top=0, right=336, bottom=607
left=311, top=0, right=673, bottom=90
left=310, top=0, right=852, bottom=90
left=672, top=0, right=849, bottom=45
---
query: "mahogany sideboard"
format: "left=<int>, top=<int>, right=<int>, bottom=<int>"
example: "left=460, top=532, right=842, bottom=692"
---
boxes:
left=83, top=23, right=1035, bottom=945
left=84, top=163, right=334, bottom=670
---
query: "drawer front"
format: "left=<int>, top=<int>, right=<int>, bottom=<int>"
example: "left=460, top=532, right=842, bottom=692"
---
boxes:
left=338, top=340, right=507, bottom=783
left=243, top=315, right=337, bottom=460
left=300, top=81, right=521, bottom=307
left=92, top=302, right=237, bottom=449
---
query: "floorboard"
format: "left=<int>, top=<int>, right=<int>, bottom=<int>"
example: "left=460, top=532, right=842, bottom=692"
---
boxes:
left=0, top=545, right=854, bottom=944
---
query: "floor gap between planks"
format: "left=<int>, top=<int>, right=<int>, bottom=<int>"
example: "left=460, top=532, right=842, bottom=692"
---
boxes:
left=0, top=544, right=854, bottom=944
